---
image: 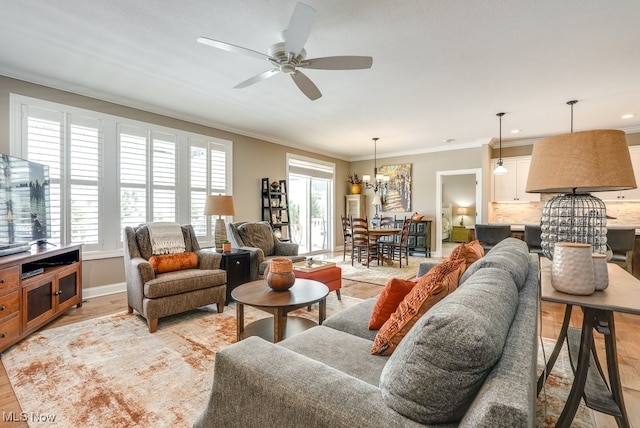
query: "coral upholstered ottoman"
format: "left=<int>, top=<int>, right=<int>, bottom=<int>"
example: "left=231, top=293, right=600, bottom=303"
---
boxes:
left=293, top=264, right=342, bottom=300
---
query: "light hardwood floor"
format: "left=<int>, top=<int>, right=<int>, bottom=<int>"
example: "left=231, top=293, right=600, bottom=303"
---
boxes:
left=1, top=277, right=639, bottom=427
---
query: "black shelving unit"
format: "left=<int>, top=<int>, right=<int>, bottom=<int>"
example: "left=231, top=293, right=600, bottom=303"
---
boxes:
left=261, top=178, right=290, bottom=241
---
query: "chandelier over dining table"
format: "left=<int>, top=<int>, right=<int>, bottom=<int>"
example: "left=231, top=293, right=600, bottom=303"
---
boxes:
left=362, top=137, right=389, bottom=193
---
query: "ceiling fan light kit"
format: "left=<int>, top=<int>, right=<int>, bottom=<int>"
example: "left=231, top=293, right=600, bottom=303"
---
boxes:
left=197, top=2, right=373, bottom=100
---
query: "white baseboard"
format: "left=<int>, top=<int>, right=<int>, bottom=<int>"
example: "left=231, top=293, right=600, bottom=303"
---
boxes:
left=82, top=282, right=126, bottom=300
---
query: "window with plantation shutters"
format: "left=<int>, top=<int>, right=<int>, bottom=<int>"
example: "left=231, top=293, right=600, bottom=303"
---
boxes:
left=24, top=106, right=102, bottom=248
left=189, top=139, right=230, bottom=237
left=12, top=94, right=232, bottom=255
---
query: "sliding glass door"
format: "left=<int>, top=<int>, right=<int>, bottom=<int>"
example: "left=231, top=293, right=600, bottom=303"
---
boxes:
left=287, top=155, right=334, bottom=255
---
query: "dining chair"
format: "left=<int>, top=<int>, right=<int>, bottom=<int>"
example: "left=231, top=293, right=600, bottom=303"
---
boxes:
left=340, top=214, right=352, bottom=261
left=607, top=227, right=635, bottom=274
left=350, top=216, right=378, bottom=267
left=474, top=224, right=511, bottom=252
left=376, top=215, right=396, bottom=245
left=524, top=224, right=543, bottom=255
left=383, top=216, right=412, bottom=267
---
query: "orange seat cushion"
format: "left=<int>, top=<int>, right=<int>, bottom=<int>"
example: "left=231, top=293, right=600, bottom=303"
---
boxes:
left=148, top=252, right=198, bottom=273
left=370, top=258, right=465, bottom=356
left=368, top=278, right=417, bottom=330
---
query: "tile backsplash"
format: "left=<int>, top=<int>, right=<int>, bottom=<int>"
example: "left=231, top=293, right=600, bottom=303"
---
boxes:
left=489, top=199, right=640, bottom=228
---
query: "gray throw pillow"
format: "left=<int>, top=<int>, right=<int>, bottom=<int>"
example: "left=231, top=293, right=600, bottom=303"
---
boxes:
left=379, top=267, right=519, bottom=424
left=459, top=237, right=529, bottom=289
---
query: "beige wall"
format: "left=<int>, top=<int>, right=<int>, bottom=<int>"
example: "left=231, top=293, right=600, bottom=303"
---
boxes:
left=0, top=75, right=351, bottom=292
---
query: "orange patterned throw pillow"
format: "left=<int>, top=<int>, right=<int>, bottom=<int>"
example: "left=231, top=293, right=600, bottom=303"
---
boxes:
left=370, top=258, right=466, bottom=355
left=368, top=278, right=418, bottom=330
left=148, top=252, right=198, bottom=273
left=448, top=240, right=484, bottom=268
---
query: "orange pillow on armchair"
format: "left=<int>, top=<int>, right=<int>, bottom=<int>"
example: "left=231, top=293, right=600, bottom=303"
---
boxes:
left=148, top=252, right=198, bottom=273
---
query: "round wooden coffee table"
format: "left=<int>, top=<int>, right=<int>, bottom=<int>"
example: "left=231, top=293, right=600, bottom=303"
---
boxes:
left=231, top=278, right=329, bottom=343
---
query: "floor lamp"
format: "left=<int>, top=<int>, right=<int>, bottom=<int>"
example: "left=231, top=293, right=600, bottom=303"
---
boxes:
left=525, top=129, right=636, bottom=259
left=204, top=195, right=236, bottom=251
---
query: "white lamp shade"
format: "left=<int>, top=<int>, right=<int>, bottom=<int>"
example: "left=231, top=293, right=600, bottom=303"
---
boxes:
left=493, top=162, right=508, bottom=176
left=372, top=195, right=382, bottom=205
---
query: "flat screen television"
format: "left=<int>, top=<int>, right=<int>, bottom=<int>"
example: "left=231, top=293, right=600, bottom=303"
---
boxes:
left=0, top=154, right=51, bottom=254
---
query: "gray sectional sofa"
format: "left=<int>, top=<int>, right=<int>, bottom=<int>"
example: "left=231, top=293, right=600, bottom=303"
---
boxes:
left=194, top=238, right=538, bottom=427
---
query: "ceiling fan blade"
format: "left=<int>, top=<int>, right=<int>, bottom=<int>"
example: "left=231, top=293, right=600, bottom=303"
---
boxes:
left=284, top=3, right=315, bottom=57
left=291, top=70, right=322, bottom=100
left=197, top=36, right=269, bottom=61
left=234, top=69, right=280, bottom=89
left=302, top=56, right=373, bottom=70
left=298, top=56, right=373, bottom=70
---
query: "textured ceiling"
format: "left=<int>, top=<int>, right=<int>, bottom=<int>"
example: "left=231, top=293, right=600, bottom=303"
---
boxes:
left=2, top=0, right=640, bottom=160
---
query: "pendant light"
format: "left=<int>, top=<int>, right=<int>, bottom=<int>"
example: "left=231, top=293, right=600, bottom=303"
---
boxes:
left=362, top=137, right=389, bottom=192
left=493, top=112, right=507, bottom=175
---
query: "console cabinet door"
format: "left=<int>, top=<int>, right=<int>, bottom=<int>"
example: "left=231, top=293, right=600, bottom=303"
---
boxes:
left=22, top=276, right=55, bottom=332
left=56, top=265, right=81, bottom=313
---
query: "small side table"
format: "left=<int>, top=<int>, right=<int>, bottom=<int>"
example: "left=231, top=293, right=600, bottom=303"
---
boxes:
left=538, top=259, right=640, bottom=428
left=451, top=225, right=470, bottom=243
left=219, top=249, right=251, bottom=305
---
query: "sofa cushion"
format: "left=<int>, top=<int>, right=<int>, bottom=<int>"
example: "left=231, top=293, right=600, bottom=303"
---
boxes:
left=449, top=240, right=484, bottom=268
left=322, top=298, right=379, bottom=342
left=379, top=267, right=519, bottom=424
left=370, top=258, right=465, bottom=356
left=279, top=326, right=389, bottom=387
left=143, top=268, right=227, bottom=298
left=459, top=237, right=529, bottom=290
left=368, top=278, right=417, bottom=330
left=148, top=252, right=198, bottom=273
left=237, top=222, right=275, bottom=256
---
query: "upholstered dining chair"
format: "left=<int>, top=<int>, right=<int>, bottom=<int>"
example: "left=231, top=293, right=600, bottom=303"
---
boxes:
left=524, top=224, right=543, bottom=255
left=607, top=227, right=636, bottom=274
left=123, top=223, right=227, bottom=333
left=350, top=216, right=378, bottom=267
left=474, top=224, right=512, bottom=252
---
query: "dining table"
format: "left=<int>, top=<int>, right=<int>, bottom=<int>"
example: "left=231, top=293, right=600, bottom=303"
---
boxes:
left=368, top=227, right=402, bottom=265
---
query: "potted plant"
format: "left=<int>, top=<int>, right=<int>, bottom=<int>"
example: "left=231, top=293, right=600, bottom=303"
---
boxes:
left=222, top=240, right=232, bottom=253
left=348, top=173, right=363, bottom=194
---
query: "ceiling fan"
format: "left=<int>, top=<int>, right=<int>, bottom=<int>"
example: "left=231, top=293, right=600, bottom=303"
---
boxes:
left=197, top=2, right=373, bottom=100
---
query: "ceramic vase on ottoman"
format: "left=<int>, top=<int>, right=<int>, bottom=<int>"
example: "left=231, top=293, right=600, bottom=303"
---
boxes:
left=551, top=243, right=596, bottom=295
left=265, top=258, right=296, bottom=291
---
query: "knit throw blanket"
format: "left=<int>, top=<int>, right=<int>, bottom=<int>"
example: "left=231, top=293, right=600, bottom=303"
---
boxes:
left=147, top=222, right=186, bottom=255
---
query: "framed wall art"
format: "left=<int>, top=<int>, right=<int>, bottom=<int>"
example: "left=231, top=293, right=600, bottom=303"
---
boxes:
left=379, top=163, right=411, bottom=212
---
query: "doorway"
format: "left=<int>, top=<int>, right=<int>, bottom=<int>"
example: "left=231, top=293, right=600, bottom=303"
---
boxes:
left=435, top=169, right=482, bottom=257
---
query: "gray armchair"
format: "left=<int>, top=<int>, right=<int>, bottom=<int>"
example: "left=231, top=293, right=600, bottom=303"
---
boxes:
left=123, top=223, right=227, bottom=333
left=227, top=221, right=305, bottom=280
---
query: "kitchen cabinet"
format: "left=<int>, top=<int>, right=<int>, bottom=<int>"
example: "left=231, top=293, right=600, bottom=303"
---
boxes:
left=492, top=157, right=540, bottom=202
left=598, top=146, right=640, bottom=201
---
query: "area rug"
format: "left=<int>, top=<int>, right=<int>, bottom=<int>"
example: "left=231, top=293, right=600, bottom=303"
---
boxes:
left=2, top=294, right=591, bottom=427
left=537, top=338, right=594, bottom=427
left=325, top=255, right=438, bottom=285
